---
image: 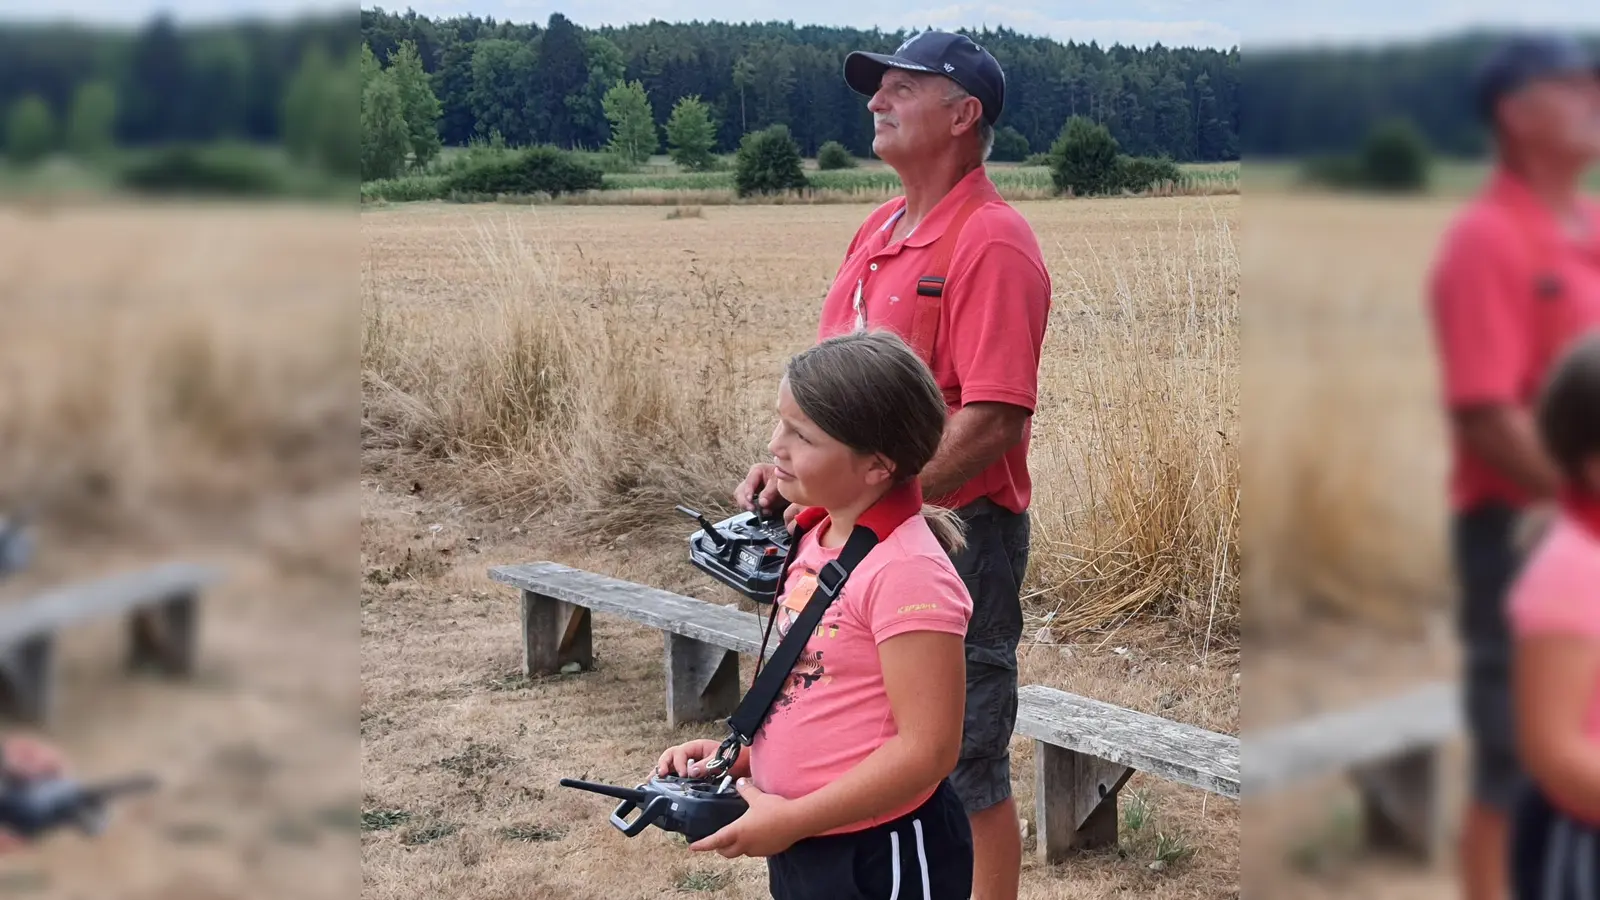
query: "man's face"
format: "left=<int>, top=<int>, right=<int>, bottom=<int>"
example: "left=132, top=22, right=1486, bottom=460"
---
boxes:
left=866, top=68, right=977, bottom=163
left=1499, top=70, right=1600, bottom=163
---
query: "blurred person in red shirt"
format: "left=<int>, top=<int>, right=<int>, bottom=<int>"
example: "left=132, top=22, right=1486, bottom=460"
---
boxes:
left=1427, top=32, right=1600, bottom=900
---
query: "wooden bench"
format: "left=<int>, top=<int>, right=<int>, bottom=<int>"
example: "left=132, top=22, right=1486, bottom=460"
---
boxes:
left=1241, top=680, right=1461, bottom=862
left=0, top=561, right=222, bottom=723
left=492, top=560, right=1243, bottom=858
left=1016, top=684, right=1239, bottom=862
left=490, top=561, right=779, bottom=727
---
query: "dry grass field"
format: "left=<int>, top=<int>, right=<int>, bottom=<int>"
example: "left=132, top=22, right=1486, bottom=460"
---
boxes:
left=360, top=194, right=1241, bottom=899
left=0, top=200, right=358, bottom=898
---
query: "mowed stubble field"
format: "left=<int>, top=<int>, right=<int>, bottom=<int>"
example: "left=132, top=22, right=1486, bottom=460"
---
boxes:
left=360, top=195, right=1244, bottom=900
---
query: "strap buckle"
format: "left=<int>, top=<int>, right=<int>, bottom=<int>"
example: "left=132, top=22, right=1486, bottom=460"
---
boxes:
left=701, top=731, right=748, bottom=775
left=815, top=559, right=850, bottom=599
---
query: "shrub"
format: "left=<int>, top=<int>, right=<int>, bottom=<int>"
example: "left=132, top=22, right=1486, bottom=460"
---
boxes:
left=1359, top=119, right=1430, bottom=192
left=1047, top=116, right=1121, bottom=197
left=816, top=140, right=857, bottom=170
left=734, top=124, right=808, bottom=197
left=118, top=144, right=292, bottom=196
left=1297, top=119, right=1431, bottom=194
left=1117, top=156, right=1184, bottom=193
left=990, top=125, right=1030, bottom=162
left=446, top=146, right=604, bottom=198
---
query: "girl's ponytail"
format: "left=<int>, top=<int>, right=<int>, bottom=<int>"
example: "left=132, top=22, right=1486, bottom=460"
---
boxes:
left=920, top=503, right=968, bottom=556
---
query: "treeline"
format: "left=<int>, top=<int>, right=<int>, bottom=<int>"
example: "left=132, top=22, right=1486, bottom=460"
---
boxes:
left=0, top=13, right=357, bottom=148
left=1242, top=30, right=1600, bottom=158
left=359, top=9, right=1241, bottom=163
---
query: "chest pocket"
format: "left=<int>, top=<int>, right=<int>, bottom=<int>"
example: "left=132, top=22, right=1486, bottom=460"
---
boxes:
left=1524, top=238, right=1600, bottom=391
left=901, top=194, right=991, bottom=368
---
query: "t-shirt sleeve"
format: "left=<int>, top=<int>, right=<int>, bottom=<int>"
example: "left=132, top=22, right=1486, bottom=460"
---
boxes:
left=1508, top=522, right=1600, bottom=640
left=944, top=238, right=1052, bottom=412
left=863, top=555, right=974, bottom=644
left=1427, top=217, right=1533, bottom=408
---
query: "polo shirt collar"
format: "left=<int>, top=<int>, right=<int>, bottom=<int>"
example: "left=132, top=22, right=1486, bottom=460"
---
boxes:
left=887, top=166, right=1000, bottom=249
left=1485, top=164, right=1596, bottom=244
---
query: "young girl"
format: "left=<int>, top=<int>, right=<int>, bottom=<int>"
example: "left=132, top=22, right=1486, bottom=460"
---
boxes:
left=1508, top=330, right=1600, bottom=898
left=656, top=329, right=976, bottom=899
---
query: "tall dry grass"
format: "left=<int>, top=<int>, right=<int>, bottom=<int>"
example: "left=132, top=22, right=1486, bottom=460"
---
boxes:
left=0, top=210, right=354, bottom=534
left=362, top=214, right=771, bottom=534
left=1027, top=207, right=1240, bottom=649
left=361, top=203, right=1240, bottom=643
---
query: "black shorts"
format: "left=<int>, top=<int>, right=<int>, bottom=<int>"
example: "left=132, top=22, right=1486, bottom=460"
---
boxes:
left=1511, top=782, right=1600, bottom=899
left=1452, top=503, right=1526, bottom=811
left=944, top=498, right=1030, bottom=814
left=767, top=779, right=974, bottom=900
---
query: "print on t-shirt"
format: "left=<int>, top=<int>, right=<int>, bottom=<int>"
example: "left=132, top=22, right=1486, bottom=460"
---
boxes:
left=770, top=567, right=834, bottom=713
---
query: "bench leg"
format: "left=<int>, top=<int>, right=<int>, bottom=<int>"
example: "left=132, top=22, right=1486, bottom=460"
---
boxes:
left=1353, top=747, right=1445, bottom=862
left=129, top=593, right=199, bottom=675
left=1034, top=741, right=1135, bottom=863
left=522, top=590, right=591, bottom=677
left=663, top=634, right=739, bottom=729
left=0, top=636, right=55, bottom=724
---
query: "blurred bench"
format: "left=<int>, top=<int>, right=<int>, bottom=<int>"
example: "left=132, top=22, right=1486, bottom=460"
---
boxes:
left=1015, top=684, right=1239, bottom=862
left=0, top=562, right=222, bottom=723
left=1242, top=680, right=1460, bottom=862
left=491, top=560, right=1244, bottom=861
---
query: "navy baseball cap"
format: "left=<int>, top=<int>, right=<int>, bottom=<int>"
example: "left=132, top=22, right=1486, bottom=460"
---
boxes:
left=1474, top=32, right=1600, bottom=120
left=844, top=31, right=1006, bottom=125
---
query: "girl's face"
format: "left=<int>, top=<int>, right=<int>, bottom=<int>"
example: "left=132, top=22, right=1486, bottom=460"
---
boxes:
left=768, top=378, right=892, bottom=511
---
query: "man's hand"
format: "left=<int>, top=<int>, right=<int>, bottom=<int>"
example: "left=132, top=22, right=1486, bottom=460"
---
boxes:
left=1453, top=405, right=1564, bottom=501
left=0, top=735, right=66, bottom=854
left=735, top=463, right=784, bottom=515
left=1, top=735, right=64, bottom=781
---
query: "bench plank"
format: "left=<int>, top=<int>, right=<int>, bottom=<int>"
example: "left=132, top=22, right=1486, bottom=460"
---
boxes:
left=490, top=562, right=776, bottom=660
left=1016, top=684, right=1240, bottom=799
left=0, top=562, right=220, bottom=647
left=1241, top=681, right=1459, bottom=795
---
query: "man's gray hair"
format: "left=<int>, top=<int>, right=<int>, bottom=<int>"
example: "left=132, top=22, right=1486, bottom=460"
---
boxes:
left=943, top=81, right=994, bottom=161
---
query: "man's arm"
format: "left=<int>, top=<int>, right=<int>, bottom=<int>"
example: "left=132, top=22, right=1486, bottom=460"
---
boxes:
left=1453, top=404, right=1564, bottom=500
left=918, top=401, right=1030, bottom=500
left=925, top=237, right=1051, bottom=501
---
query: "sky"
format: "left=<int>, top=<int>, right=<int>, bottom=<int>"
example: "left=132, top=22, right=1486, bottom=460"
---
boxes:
left=1, top=0, right=1600, bottom=50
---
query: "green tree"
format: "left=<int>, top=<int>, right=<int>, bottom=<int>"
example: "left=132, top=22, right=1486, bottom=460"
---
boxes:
left=66, top=80, right=116, bottom=159
left=568, top=34, right=626, bottom=149
left=603, top=79, right=657, bottom=165
left=1048, top=116, right=1121, bottom=197
left=734, top=123, right=807, bottom=197
left=665, top=95, right=717, bottom=171
left=5, top=95, right=55, bottom=167
left=362, top=65, right=409, bottom=180
left=284, top=45, right=334, bottom=166
left=387, top=40, right=443, bottom=170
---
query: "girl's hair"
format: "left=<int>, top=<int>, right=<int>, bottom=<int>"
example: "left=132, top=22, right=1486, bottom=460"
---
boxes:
left=1538, top=330, right=1600, bottom=487
left=785, top=329, right=967, bottom=554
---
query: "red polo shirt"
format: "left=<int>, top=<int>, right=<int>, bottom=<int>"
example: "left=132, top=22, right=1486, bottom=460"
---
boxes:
left=818, top=167, right=1052, bottom=514
left=1428, top=167, right=1600, bottom=513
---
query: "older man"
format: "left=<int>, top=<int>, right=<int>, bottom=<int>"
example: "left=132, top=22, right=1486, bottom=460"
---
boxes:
left=1426, top=32, right=1600, bottom=900
left=737, top=31, right=1051, bottom=900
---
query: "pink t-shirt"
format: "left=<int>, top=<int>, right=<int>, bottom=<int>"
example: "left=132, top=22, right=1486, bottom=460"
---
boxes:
left=1508, top=514, right=1600, bottom=743
left=748, top=512, right=973, bottom=835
